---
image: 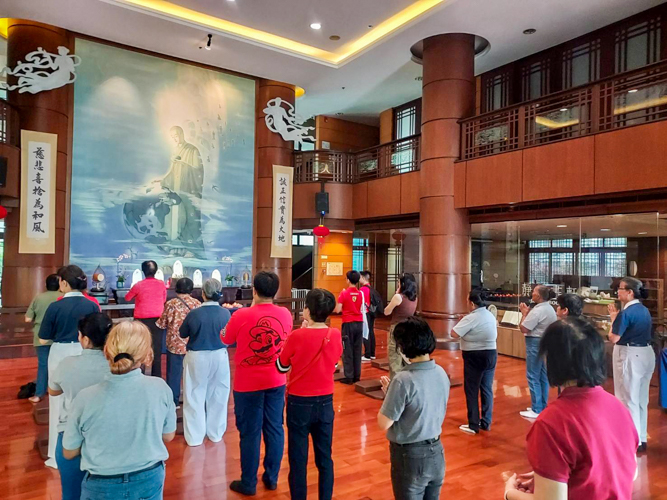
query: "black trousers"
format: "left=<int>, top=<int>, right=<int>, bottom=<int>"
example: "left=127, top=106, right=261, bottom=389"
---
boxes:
left=363, top=313, right=376, bottom=358
left=138, top=317, right=165, bottom=378
left=341, top=322, right=363, bottom=382
left=287, top=394, right=334, bottom=500
left=462, top=349, right=497, bottom=432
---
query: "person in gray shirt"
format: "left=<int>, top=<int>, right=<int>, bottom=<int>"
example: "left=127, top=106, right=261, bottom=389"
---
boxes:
left=519, top=285, right=557, bottom=419
left=49, top=313, right=112, bottom=500
left=63, top=321, right=176, bottom=500
left=451, top=290, right=498, bottom=435
left=378, top=317, right=450, bottom=500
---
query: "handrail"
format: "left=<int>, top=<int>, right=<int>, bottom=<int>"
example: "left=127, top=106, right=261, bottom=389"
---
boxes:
left=354, top=133, right=421, bottom=154
left=460, top=61, right=667, bottom=160
left=0, top=99, right=19, bottom=147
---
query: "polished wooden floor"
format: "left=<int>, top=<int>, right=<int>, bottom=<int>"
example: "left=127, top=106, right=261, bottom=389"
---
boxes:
left=1, top=326, right=666, bottom=499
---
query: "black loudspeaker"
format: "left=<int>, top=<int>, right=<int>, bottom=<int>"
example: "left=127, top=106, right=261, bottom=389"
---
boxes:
left=0, top=157, right=6, bottom=188
left=315, top=191, right=329, bottom=215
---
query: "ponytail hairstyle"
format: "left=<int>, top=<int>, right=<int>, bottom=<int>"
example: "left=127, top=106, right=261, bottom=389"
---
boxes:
left=620, top=277, right=649, bottom=300
left=60, top=265, right=88, bottom=291
left=104, top=321, right=153, bottom=375
left=469, top=289, right=487, bottom=308
left=203, top=278, right=222, bottom=302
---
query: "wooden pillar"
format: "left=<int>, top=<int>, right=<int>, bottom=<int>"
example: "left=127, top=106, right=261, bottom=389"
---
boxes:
left=419, top=34, right=475, bottom=342
left=254, top=80, right=295, bottom=299
left=2, top=20, right=74, bottom=307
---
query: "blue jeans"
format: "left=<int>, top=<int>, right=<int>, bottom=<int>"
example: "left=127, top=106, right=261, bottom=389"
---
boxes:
left=233, top=385, right=286, bottom=491
left=287, top=394, right=335, bottom=500
left=166, top=352, right=184, bottom=406
left=80, top=462, right=165, bottom=500
left=35, top=345, right=51, bottom=397
left=56, top=432, right=85, bottom=500
left=390, top=439, right=445, bottom=500
left=525, top=336, right=549, bottom=413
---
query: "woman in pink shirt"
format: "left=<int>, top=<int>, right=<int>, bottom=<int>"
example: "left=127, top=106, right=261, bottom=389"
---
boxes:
left=125, top=260, right=167, bottom=377
left=504, top=317, right=638, bottom=500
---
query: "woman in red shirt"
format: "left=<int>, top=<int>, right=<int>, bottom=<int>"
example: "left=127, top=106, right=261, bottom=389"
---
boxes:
left=504, top=317, right=638, bottom=500
left=277, top=289, right=343, bottom=500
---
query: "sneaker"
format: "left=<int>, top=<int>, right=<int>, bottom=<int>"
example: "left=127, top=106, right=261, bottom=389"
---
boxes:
left=44, top=457, right=58, bottom=469
left=459, top=424, right=478, bottom=435
left=230, top=480, right=256, bottom=496
left=637, top=442, right=647, bottom=453
left=370, top=356, right=377, bottom=360
left=526, top=407, right=532, bottom=411
left=361, top=356, right=372, bottom=363
left=519, top=409, right=540, bottom=419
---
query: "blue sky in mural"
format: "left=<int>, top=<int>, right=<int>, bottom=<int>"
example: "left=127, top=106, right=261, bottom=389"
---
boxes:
left=71, top=39, right=255, bottom=283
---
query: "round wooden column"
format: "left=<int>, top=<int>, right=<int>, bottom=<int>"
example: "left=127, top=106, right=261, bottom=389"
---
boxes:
left=254, top=79, right=295, bottom=299
left=2, top=20, right=73, bottom=307
left=419, top=34, right=475, bottom=342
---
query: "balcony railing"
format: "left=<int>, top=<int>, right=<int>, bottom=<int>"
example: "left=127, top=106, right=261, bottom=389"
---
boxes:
left=0, top=99, right=19, bottom=147
left=461, top=60, right=667, bottom=160
left=294, top=134, right=420, bottom=183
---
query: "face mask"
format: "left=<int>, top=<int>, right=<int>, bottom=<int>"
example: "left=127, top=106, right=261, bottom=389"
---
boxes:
left=398, top=348, right=412, bottom=365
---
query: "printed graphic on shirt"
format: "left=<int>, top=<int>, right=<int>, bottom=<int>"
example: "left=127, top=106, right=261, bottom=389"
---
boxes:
left=241, top=316, right=287, bottom=366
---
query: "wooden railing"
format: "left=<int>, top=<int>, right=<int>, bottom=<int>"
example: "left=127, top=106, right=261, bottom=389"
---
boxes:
left=294, top=134, right=421, bottom=183
left=461, top=61, right=667, bottom=160
left=0, top=99, right=19, bottom=146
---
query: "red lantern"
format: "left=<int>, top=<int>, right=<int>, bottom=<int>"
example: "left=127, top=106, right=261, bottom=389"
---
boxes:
left=392, top=231, right=406, bottom=246
left=0, top=206, right=7, bottom=219
left=313, top=225, right=330, bottom=237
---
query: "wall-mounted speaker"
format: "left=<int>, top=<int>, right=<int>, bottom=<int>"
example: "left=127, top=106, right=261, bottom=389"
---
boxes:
left=315, top=191, right=329, bottom=215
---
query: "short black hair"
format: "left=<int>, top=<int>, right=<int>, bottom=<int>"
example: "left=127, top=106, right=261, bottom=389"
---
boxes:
left=556, top=293, right=583, bottom=317
left=175, top=277, right=194, bottom=295
left=141, top=260, right=158, bottom=278
left=469, top=290, right=486, bottom=308
left=305, top=288, right=336, bottom=322
left=346, top=270, right=360, bottom=285
left=535, top=285, right=551, bottom=301
left=78, top=313, right=113, bottom=349
left=399, top=273, right=418, bottom=301
left=46, top=274, right=60, bottom=291
left=539, top=317, right=606, bottom=388
left=254, top=271, right=280, bottom=298
left=360, top=270, right=372, bottom=281
left=393, top=316, right=435, bottom=359
left=60, top=265, right=87, bottom=290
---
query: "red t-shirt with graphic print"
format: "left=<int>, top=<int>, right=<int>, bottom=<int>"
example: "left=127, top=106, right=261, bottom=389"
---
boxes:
left=338, top=286, right=363, bottom=323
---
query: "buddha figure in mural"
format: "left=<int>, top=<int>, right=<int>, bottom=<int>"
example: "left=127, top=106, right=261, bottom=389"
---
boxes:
left=161, top=126, right=204, bottom=198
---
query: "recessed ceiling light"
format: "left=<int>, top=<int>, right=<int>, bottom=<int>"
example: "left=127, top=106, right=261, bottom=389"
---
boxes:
left=329, top=35, right=340, bottom=41
left=638, top=232, right=648, bottom=235
left=601, top=228, right=611, bottom=232
left=560, top=108, right=568, bottom=112
left=368, top=24, right=373, bottom=28
left=335, top=112, right=344, bottom=116
left=310, top=22, right=322, bottom=30
left=628, top=89, right=638, bottom=93
left=557, top=224, right=567, bottom=228
left=523, top=28, right=537, bottom=35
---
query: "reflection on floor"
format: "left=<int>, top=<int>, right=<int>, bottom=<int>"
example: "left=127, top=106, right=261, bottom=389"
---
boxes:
left=0, top=328, right=663, bottom=499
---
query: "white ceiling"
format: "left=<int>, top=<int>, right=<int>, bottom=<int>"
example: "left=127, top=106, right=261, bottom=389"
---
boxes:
left=4, top=0, right=665, bottom=125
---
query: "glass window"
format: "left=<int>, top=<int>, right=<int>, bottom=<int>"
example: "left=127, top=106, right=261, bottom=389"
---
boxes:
left=605, top=252, right=627, bottom=277
left=529, top=240, right=550, bottom=248
left=579, top=253, right=600, bottom=276
left=394, top=100, right=420, bottom=140
left=353, top=249, right=364, bottom=272
left=604, top=237, right=627, bottom=247
left=292, top=235, right=298, bottom=245
left=552, top=253, right=574, bottom=277
left=529, top=253, right=550, bottom=283
left=552, top=239, right=573, bottom=248
left=615, top=18, right=661, bottom=73
left=581, top=238, right=604, bottom=247
left=300, top=235, right=314, bottom=246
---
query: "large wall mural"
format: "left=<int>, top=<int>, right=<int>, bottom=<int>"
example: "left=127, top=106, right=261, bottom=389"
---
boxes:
left=70, top=39, right=255, bottom=283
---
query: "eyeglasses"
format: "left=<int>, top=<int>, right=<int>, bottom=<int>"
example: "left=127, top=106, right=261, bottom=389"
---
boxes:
left=617, top=287, right=629, bottom=291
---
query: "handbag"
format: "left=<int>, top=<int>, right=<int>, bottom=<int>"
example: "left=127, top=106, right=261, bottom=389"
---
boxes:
left=286, top=328, right=333, bottom=390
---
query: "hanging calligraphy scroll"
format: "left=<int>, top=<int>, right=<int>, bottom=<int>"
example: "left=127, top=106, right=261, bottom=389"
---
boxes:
left=270, top=165, right=293, bottom=259
left=19, top=130, right=57, bottom=254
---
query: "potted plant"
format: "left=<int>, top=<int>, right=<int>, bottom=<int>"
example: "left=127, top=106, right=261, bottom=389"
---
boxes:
left=225, top=274, right=237, bottom=287
left=116, top=274, right=126, bottom=289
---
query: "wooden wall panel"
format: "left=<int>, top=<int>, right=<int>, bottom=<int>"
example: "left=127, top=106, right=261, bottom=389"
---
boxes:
left=400, top=171, right=420, bottom=214
left=293, top=183, right=354, bottom=220
left=367, top=176, right=401, bottom=218
left=454, top=161, right=466, bottom=208
left=312, top=232, right=354, bottom=296
left=595, top=121, right=667, bottom=194
left=315, top=116, right=379, bottom=151
left=293, top=183, right=320, bottom=220
left=0, top=144, right=20, bottom=199
left=379, top=109, right=393, bottom=144
left=522, top=137, right=594, bottom=202
left=353, top=182, right=368, bottom=219
left=466, top=151, right=523, bottom=207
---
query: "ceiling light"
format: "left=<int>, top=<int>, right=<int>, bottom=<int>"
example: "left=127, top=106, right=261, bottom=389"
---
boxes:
left=310, top=23, right=322, bottom=30
left=601, top=228, right=611, bottom=232
left=336, top=112, right=344, bottom=116
left=560, top=108, right=568, bottom=112
left=523, top=28, right=537, bottom=35
left=415, top=76, right=423, bottom=81
left=329, top=35, right=340, bottom=41
left=205, top=33, right=212, bottom=50
left=638, top=232, right=648, bottom=235
left=628, top=89, right=638, bottom=93
left=557, top=224, right=567, bottom=228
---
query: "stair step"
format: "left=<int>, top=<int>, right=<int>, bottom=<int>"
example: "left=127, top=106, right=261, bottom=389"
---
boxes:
left=354, top=379, right=382, bottom=394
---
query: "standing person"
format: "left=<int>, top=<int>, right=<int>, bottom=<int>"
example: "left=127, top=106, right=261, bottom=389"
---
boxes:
left=277, top=289, right=343, bottom=500
left=556, top=293, right=584, bottom=319
left=384, top=273, right=418, bottom=379
left=377, top=317, right=450, bottom=500
left=222, top=271, right=292, bottom=496
left=334, top=271, right=364, bottom=384
left=451, top=290, right=498, bottom=435
left=608, top=277, right=655, bottom=453
left=25, top=274, right=62, bottom=404
left=360, top=270, right=382, bottom=362
left=179, top=278, right=231, bottom=447
left=125, top=260, right=167, bottom=377
left=49, top=313, right=112, bottom=500
left=503, top=318, right=638, bottom=500
left=518, top=285, right=556, bottom=419
left=38, top=265, right=99, bottom=469
left=156, top=277, right=201, bottom=407
left=62, top=321, right=176, bottom=500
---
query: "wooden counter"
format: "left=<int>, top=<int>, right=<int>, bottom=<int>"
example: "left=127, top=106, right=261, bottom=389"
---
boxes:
left=497, top=325, right=526, bottom=359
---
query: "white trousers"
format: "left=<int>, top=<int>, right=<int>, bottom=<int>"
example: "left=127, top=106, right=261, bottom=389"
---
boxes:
left=47, top=342, right=82, bottom=463
left=183, top=349, right=230, bottom=447
left=613, top=344, right=655, bottom=443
